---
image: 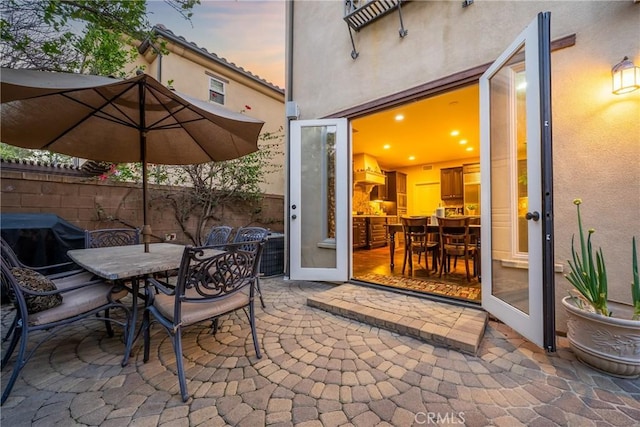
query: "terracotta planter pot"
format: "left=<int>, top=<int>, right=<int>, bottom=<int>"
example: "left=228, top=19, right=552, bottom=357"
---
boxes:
left=562, top=296, right=640, bottom=378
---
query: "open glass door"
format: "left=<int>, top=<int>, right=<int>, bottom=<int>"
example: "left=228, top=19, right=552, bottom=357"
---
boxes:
left=289, top=119, right=349, bottom=281
left=480, top=12, right=554, bottom=348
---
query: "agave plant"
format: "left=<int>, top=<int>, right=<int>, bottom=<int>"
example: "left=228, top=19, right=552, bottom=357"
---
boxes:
left=565, top=199, right=610, bottom=316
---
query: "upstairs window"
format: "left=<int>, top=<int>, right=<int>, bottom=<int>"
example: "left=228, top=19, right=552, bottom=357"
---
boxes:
left=209, top=77, right=225, bottom=105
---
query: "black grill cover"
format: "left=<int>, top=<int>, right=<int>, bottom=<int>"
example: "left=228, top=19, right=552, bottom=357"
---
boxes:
left=1, top=213, right=85, bottom=270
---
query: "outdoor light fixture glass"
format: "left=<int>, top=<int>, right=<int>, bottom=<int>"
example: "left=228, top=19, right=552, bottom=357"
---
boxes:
left=612, top=56, right=640, bottom=94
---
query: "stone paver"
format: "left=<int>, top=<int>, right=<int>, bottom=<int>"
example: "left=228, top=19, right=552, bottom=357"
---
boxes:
left=2, top=278, right=639, bottom=426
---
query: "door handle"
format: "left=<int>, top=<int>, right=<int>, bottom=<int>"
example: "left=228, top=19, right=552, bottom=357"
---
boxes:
left=525, top=211, right=540, bottom=221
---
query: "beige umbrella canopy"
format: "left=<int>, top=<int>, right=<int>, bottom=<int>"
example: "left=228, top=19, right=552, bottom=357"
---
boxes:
left=1, top=67, right=264, bottom=251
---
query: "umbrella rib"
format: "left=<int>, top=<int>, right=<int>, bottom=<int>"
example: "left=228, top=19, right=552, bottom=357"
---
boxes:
left=41, top=82, right=142, bottom=150
left=150, top=117, right=207, bottom=130
left=144, top=86, right=195, bottom=130
left=144, top=86, right=216, bottom=161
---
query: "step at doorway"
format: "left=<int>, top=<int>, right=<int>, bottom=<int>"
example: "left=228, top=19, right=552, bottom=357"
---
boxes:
left=307, top=284, right=487, bottom=355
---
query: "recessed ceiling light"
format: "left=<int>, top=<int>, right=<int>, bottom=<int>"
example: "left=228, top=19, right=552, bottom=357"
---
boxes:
left=383, top=144, right=391, bottom=150
left=450, top=130, right=460, bottom=136
left=395, top=114, right=404, bottom=121
left=466, top=147, right=473, bottom=152
left=408, top=155, right=415, bottom=161
left=459, top=139, right=468, bottom=145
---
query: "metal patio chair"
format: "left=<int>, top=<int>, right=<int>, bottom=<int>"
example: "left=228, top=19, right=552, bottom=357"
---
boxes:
left=203, top=225, right=233, bottom=246
left=142, top=240, right=264, bottom=401
left=0, top=259, right=130, bottom=404
left=84, top=228, right=140, bottom=248
left=232, top=227, right=269, bottom=307
left=1, top=236, right=89, bottom=343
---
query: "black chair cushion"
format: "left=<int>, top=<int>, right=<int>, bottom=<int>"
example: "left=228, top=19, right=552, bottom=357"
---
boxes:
left=11, top=267, right=63, bottom=313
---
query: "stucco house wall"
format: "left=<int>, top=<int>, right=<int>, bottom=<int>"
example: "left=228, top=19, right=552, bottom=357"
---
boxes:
left=288, top=1, right=640, bottom=334
left=132, top=25, right=286, bottom=196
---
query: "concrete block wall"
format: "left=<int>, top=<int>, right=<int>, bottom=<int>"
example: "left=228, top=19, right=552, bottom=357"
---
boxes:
left=1, top=169, right=284, bottom=245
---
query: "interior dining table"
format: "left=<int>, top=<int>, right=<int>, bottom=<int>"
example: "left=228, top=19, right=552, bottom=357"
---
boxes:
left=67, top=243, right=186, bottom=366
left=384, top=221, right=481, bottom=272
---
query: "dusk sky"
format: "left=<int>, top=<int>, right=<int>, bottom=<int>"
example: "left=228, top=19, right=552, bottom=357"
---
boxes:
left=146, top=0, right=286, bottom=88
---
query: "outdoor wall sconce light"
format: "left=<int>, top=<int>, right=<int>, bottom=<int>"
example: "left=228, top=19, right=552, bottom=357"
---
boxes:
left=612, top=56, right=640, bottom=94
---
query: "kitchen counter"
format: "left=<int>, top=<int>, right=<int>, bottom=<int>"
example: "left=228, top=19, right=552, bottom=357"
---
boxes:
left=353, top=216, right=392, bottom=249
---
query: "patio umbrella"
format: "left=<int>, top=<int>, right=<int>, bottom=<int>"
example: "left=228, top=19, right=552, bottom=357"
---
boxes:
left=0, top=68, right=264, bottom=252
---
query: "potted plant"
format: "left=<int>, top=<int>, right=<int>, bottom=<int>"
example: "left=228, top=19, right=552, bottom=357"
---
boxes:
left=561, top=199, right=640, bottom=378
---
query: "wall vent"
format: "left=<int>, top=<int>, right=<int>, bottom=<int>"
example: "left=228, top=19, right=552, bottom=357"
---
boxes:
left=422, top=165, right=433, bottom=171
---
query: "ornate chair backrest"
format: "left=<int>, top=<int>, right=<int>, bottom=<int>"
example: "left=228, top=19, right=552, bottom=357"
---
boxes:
left=204, top=225, right=233, bottom=246
left=233, top=227, right=269, bottom=242
left=172, top=241, right=264, bottom=323
left=232, top=227, right=269, bottom=253
left=85, top=228, right=140, bottom=248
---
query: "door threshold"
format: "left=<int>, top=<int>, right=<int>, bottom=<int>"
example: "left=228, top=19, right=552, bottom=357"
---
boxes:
left=350, top=278, right=481, bottom=309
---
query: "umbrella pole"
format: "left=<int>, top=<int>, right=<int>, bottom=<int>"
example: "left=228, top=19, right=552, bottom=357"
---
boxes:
left=140, top=81, right=151, bottom=253
left=142, top=153, right=151, bottom=253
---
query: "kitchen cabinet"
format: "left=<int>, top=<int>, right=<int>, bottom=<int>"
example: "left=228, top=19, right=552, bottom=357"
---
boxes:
left=368, top=217, right=388, bottom=248
left=440, top=167, right=463, bottom=200
left=370, top=173, right=388, bottom=201
left=353, top=217, right=367, bottom=249
left=386, top=171, right=407, bottom=215
left=353, top=216, right=389, bottom=249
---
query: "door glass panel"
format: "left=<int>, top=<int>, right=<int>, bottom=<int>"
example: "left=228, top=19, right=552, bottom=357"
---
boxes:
left=301, top=125, right=337, bottom=268
left=489, top=44, right=529, bottom=314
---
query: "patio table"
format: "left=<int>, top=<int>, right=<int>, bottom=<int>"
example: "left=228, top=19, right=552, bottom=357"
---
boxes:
left=67, top=243, right=186, bottom=366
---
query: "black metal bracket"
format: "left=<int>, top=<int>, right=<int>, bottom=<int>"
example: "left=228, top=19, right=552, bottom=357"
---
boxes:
left=348, top=26, right=359, bottom=60
left=397, top=0, right=408, bottom=38
left=344, top=0, right=410, bottom=60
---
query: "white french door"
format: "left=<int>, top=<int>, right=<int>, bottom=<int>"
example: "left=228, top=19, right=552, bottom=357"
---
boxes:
left=480, top=12, right=554, bottom=348
left=289, top=119, right=350, bottom=281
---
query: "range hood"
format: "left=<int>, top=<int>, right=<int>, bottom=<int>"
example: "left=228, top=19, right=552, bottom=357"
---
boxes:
left=353, top=153, right=385, bottom=185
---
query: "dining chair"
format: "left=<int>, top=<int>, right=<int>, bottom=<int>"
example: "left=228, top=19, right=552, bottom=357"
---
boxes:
left=468, top=216, right=481, bottom=279
left=0, top=258, right=130, bottom=404
left=233, top=227, right=269, bottom=307
left=400, top=216, right=439, bottom=274
left=1, top=236, right=88, bottom=343
left=84, top=228, right=140, bottom=248
left=142, top=240, right=265, bottom=402
left=437, top=216, right=478, bottom=282
left=203, top=225, right=233, bottom=246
